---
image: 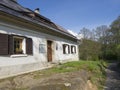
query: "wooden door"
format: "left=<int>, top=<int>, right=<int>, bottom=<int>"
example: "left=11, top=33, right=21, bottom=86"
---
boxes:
left=47, top=41, right=52, bottom=62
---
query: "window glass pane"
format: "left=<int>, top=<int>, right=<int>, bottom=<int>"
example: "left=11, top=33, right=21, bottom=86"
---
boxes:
left=63, top=44, right=70, bottom=54
left=14, top=37, right=23, bottom=54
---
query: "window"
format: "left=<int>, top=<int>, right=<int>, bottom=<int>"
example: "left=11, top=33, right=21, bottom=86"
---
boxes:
left=13, top=36, right=33, bottom=55
left=71, top=45, right=76, bottom=54
left=63, top=44, right=70, bottom=54
left=14, top=37, right=23, bottom=54
left=0, top=33, right=33, bottom=56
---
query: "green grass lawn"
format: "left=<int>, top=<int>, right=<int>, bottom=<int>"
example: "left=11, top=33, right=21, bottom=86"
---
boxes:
left=0, top=60, right=108, bottom=90
left=34, top=60, right=108, bottom=90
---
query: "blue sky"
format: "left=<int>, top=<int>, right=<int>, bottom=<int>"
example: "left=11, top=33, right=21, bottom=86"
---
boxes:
left=18, top=0, right=120, bottom=33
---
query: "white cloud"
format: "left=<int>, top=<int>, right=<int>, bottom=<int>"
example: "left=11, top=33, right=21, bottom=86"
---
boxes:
left=67, top=29, right=77, bottom=36
left=67, top=29, right=83, bottom=39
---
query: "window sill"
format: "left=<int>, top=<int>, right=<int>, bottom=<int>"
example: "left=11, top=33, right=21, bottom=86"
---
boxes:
left=10, top=54, right=28, bottom=58
left=63, top=53, right=70, bottom=55
left=71, top=53, right=76, bottom=54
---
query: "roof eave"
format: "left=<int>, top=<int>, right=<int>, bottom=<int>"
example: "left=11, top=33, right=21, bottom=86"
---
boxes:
left=0, top=10, right=77, bottom=41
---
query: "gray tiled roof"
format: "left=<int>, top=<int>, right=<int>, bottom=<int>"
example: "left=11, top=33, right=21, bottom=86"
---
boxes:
left=0, top=0, right=30, bottom=12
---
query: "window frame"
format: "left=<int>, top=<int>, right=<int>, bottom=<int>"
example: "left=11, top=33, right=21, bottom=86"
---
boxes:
left=0, top=33, right=33, bottom=57
left=71, top=45, right=76, bottom=54
left=63, top=44, right=70, bottom=54
left=13, top=36, right=24, bottom=54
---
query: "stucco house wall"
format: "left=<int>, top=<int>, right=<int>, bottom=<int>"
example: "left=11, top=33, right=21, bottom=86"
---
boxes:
left=0, top=21, right=78, bottom=79
left=0, top=0, right=79, bottom=79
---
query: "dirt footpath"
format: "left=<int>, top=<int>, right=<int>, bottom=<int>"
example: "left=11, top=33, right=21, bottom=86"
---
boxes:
left=104, top=63, right=120, bottom=90
left=0, top=70, right=96, bottom=90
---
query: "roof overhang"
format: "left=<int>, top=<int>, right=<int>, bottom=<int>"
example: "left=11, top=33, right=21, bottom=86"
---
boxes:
left=0, top=10, right=78, bottom=42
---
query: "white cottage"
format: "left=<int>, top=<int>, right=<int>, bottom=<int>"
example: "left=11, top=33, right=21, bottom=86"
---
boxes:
left=0, top=0, right=79, bottom=78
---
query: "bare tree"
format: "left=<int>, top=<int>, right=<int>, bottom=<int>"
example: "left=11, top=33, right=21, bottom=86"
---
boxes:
left=79, top=27, right=93, bottom=39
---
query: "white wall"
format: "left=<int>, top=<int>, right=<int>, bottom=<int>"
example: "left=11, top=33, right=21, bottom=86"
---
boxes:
left=0, top=22, right=79, bottom=78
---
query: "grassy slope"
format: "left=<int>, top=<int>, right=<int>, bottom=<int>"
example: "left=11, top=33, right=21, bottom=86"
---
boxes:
left=0, top=60, right=108, bottom=90
left=34, top=60, right=108, bottom=90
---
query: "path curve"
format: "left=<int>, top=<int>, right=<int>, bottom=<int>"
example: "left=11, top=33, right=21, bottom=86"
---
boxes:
left=104, top=63, right=120, bottom=90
